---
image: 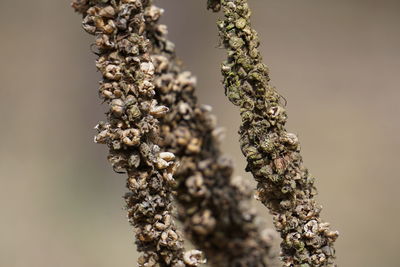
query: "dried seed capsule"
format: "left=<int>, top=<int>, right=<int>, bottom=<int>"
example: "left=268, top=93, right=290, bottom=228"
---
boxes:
left=156, top=158, right=170, bottom=169
left=150, top=105, right=169, bottom=118
left=159, top=152, right=175, bottom=161
left=235, top=18, right=247, bottom=29
left=110, top=99, right=124, bottom=116
left=183, top=250, right=205, bottom=266
left=99, top=6, right=115, bottom=18
left=186, top=138, right=201, bottom=154
left=128, top=105, right=141, bottom=120
left=140, top=62, right=155, bottom=75
left=104, top=64, right=122, bottom=80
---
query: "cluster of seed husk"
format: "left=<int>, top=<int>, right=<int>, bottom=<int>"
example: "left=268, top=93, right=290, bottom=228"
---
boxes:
left=144, top=4, right=278, bottom=267
left=72, top=0, right=279, bottom=266
left=72, top=1, right=205, bottom=266
left=208, top=0, right=339, bottom=266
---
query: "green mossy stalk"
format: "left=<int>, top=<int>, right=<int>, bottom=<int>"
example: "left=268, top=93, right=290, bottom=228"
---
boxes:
left=208, top=1, right=339, bottom=266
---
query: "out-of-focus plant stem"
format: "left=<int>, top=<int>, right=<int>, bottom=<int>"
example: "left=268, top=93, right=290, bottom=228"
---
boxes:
left=145, top=3, right=278, bottom=267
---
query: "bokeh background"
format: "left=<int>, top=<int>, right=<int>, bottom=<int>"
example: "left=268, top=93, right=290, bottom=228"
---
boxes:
left=1, top=0, right=399, bottom=266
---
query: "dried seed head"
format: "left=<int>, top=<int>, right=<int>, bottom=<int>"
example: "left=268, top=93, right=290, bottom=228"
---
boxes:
left=104, top=64, right=122, bottom=80
left=156, top=158, right=171, bottom=170
left=235, top=18, right=247, bottom=29
left=274, top=157, right=287, bottom=174
left=187, top=138, right=202, bottom=154
left=73, top=1, right=197, bottom=267
left=140, top=62, right=155, bottom=75
left=121, top=129, right=141, bottom=146
left=191, top=209, right=216, bottom=235
left=186, top=173, right=207, bottom=197
left=110, top=99, right=124, bottom=116
left=145, top=5, right=164, bottom=21
left=99, top=6, right=115, bottom=18
left=150, top=105, right=169, bottom=118
left=282, top=132, right=300, bottom=148
left=183, top=250, right=206, bottom=266
left=267, top=106, right=281, bottom=118
left=159, top=152, right=175, bottom=162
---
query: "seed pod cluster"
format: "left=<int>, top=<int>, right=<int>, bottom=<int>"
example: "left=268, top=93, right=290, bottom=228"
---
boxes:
left=144, top=5, right=278, bottom=267
left=72, top=1, right=204, bottom=266
left=208, top=0, right=339, bottom=266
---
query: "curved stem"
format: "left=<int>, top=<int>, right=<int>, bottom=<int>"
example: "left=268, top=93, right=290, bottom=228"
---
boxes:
left=208, top=1, right=339, bottom=266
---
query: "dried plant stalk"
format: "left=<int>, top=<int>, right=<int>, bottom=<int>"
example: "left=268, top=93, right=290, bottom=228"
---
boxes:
left=208, top=0, right=339, bottom=266
left=72, top=0, right=280, bottom=266
left=72, top=1, right=204, bottom=266
left=144, top=4, right=278, bottom=267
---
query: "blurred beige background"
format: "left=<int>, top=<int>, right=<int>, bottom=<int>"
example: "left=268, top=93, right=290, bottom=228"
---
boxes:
left=0, top=0, right=399, bottom=266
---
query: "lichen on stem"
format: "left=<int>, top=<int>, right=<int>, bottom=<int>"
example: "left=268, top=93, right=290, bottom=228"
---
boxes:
left=208, top=0, right=339, bottom=266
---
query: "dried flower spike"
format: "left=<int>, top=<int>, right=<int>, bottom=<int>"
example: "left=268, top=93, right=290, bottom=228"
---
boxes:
left=72, top=1, right=202, bottom=266
left=208, top=0, right=339, bottom=266
left=145, top=3, right=278, bottom=267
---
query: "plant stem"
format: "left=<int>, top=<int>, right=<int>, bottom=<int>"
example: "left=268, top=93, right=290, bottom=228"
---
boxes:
left=72, top=1, right=203, bottom=266
left=145, top=3, right=278, bottom=266
left=208, top=1, right=339, bottom=266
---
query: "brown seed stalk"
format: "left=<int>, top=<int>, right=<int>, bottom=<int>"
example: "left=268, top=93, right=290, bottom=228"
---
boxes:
left=208, top=0, right=339, bottom=266
left=72, top=1, right=204, bottom=266
left=144, top=3, right=278, bottom=267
